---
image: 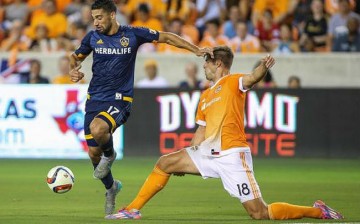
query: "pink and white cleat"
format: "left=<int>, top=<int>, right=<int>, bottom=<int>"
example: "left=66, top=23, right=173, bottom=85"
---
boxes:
left=105, top=208, right=142, bottom=220
left=313, top=200, right=344, bottom=219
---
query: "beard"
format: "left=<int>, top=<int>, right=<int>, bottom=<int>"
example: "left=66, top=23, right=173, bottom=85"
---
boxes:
left=98, top=22, right=112, bottom=35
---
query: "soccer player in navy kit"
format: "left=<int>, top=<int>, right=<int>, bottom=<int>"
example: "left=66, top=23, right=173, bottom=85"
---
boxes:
left=69, top=0, right=213, bottom=216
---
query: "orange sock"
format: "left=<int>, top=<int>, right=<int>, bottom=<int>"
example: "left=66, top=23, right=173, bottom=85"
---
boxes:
left=268, top=202, right=322, bottom=220
left=126, top=165, right=170, bottom=210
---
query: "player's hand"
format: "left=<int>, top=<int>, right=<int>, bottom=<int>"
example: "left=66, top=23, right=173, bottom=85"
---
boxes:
left=69, top=64, right=85, bottom=83
left=261, top=54, right=275, bottom=69
left=197, top=47, right=214, bottom=58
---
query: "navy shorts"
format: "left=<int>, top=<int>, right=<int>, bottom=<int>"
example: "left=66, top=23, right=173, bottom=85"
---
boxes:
left=84, top=100, right=132, bottom=147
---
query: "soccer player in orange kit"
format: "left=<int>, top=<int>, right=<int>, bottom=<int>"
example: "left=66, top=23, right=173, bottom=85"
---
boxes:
left=106, top=46, right=343, bottom=220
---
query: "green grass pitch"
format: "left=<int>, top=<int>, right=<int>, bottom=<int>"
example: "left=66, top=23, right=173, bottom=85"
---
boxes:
left=0, top=157, right=359, bottom=224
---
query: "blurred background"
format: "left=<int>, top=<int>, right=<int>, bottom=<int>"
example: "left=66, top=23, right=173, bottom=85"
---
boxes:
left=0, top=0, right=359, bottom=159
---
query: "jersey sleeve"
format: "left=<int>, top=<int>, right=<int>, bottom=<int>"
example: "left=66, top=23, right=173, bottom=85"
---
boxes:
left=195, top=91, right=207, bottom=126
left=232, top=73, right=249, bottom=93
left=133, top=26, right=160, bottom=45
left=74, top=31, right=93, bottom=59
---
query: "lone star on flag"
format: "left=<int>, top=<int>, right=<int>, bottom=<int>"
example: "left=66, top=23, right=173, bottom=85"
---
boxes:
left=53, top=90, right=88, bottom=151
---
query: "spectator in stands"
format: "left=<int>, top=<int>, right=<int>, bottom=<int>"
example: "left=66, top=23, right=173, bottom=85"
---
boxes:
left=179, top=62, right=202, bottom=90
left=251, top=0, right=290, bottom=25
left=69, top=24, right=88, bottom=51
left=164, top=0, right=199, bottom=43
left=0, top=20, right=28, bottom=52
left=291, top=0, right=313, bottom=35
left=222, top=5, right=241, bottom=39
left=136, top=59, right=168, bottom=88
left=123, top=0, right=165, bottom=22
left=332, top=17, right=360, bottom=52
left=327, top=0, right=360, bottom=51
left=164, top=0, right=197, bottom=26
left=226, top=0, right=251, bottom=21
left=272, top=24, right=300, bottom=54
left=300, top=0, right=328, bottom=52
left=132, top=3, right=163, bottom=53
left=114, top=0, right=129, bottom=25
left=28, top=24, right=58, bottom=52
left=64, top=0, right=83, bottom=16
left=325, top=0, right=356, bottom=16
left=288, top=75, right=301, bottom=88
left=27, top=0, right=71, bottom=16
left=20, top=59, right=49, bottom=84
left=231, top=20, right=260, bottom=53
left=200, top=19, right=229, bottom=48
left=195, top=0, right=226, bottom=38
left=25, top=0, right=68, bottom=39
left=53, top=56, right=85, bottom=84
left=68, top=4, right=93, bottom=35
left=254, top=9, right=280, bottom=52
left=158, top=18, right=193, bottom=53
left=3, top=0, right=29, bottom=26
left=132, top=3, right=163, bottom=31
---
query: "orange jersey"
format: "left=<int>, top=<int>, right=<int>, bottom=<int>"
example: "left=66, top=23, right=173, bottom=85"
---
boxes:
left=253, top=0, right=288, bottom=22
left=230, top=35, right=261, bottom=53
left=199, top=35, right=230, bottom=48
left=131, top=18, right=163, bottom=31
left=196, top=74, right=249, bottom=152
left=124, top=0, right=166, bottom=19
left=26, top=12, right=67, bottom=38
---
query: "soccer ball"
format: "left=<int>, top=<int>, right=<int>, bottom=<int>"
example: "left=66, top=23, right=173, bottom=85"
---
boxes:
left=46, top=166, right=75, bottom=193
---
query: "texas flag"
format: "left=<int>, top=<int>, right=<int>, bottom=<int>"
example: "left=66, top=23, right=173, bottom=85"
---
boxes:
left=0, top=58, right=30, bottom=83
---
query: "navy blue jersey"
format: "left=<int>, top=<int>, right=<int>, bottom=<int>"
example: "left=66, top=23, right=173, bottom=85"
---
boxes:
left=75, top=26, right=159, bottom=101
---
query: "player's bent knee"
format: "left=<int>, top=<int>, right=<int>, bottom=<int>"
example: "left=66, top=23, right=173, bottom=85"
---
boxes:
left=89, top=120, right=108, bottom=139
left=156, top=155, right=172, bottom=173
left=157, top=151, right=185, bottom=174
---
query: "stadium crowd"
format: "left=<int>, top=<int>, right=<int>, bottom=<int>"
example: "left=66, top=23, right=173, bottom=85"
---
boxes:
left=0, top=0, right=359, bottom=54
left=0, top=0, right=358, bottom=85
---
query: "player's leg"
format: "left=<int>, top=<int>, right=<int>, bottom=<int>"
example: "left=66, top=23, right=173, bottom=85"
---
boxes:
left=242, top=198, right=323, bottom=220
left=92, top=100, right=131, bottom=179
left=85, top=111, right=122, bottom=215
left=237, top=152, right=342, bottom=220
left=90, top=117, right=117, bottom=179
left=126, top=148, right=200, bottom=210
left=106, top=147, right=202, bottom=219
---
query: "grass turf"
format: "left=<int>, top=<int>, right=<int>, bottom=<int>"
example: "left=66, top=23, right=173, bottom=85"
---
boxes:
left=0, top=157, right=359, bottom=224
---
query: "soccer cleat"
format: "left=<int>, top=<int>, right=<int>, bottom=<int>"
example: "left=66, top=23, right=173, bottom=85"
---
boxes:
left=105, top=208, right=142, bottom=220
left=313, top=200, right=344, bottom=219
left=105, top=180, right=122, bottom=215
left=94, top=151, right=117, bottom=179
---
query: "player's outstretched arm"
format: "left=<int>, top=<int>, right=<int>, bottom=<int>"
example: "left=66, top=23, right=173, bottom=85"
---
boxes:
left=69, top=53, right=85, bottom=83
left=242, top=54, right=275, bottom=90
left=158, top=31, right=213, bottom=58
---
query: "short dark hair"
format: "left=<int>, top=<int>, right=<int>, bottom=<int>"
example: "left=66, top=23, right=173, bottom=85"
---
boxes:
left=206, top=18, right=221, bottom=28
left=205, top=46, right=234, bottom=69
left=288, top=75, right=301, bottom=84
left=30, top=59, right=41, bottom=68
left=91, top=0, right=116, bottom=13
left=138, top=3, right=150, bottom=14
